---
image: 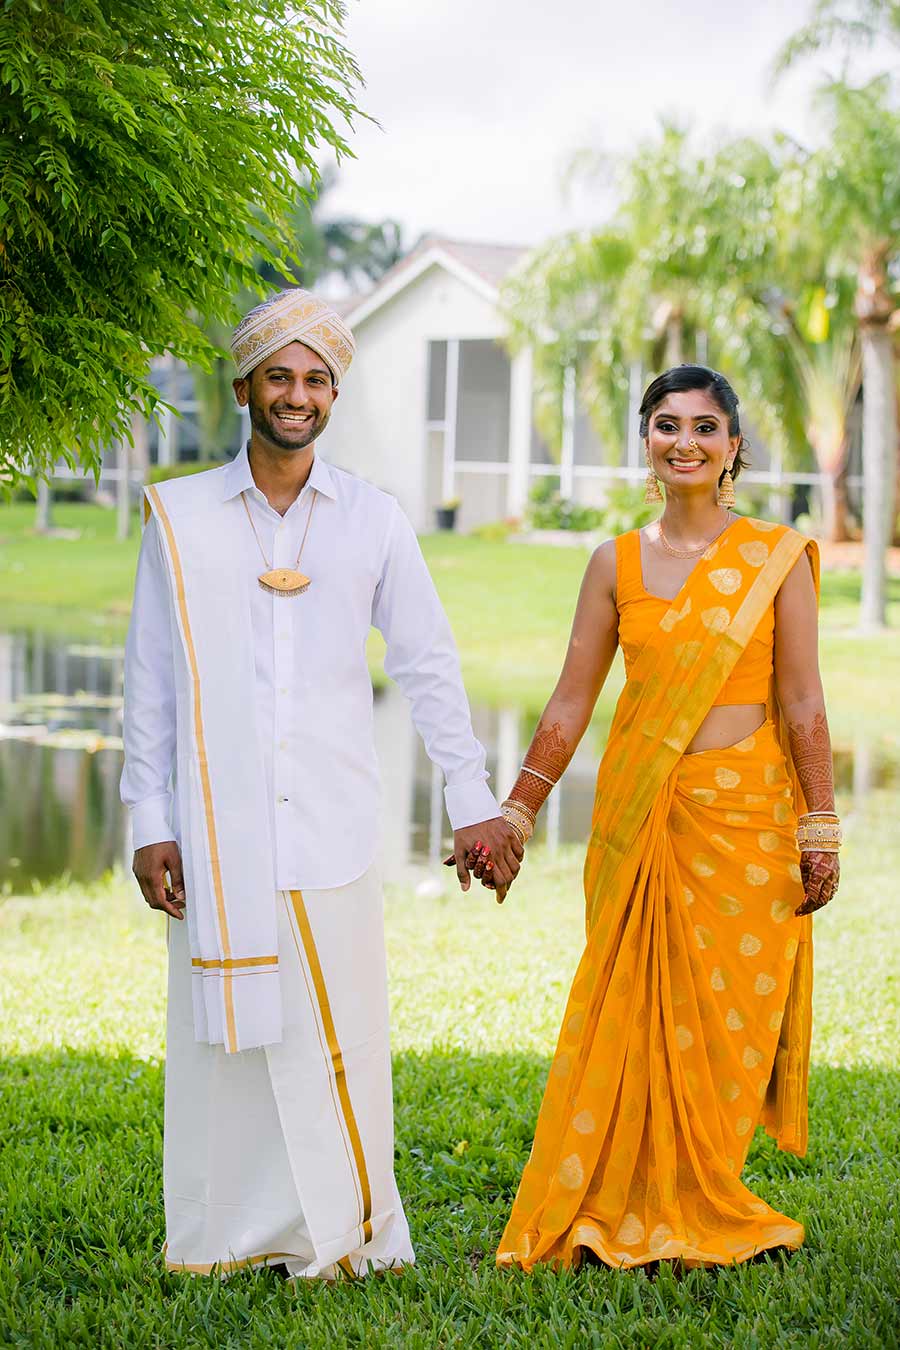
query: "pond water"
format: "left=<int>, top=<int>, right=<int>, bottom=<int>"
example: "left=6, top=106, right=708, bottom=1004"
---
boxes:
left=1, top=628, right=897, bottom=891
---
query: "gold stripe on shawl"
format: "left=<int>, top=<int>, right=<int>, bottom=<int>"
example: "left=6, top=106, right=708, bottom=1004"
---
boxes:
left=147, top=485, right=237, bottom=1054
left=287, top=890, right=374, bottom=1247
left=191, top=955, right=278, bottom=970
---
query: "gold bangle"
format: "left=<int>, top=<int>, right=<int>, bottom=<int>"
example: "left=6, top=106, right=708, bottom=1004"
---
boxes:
left=796, top=822, right=842, bottom=850
left=502, top=797, right=536, bottom=824
left=502, top=813, right=532, bottom=844
left=501, top=801, right=535, bottom=842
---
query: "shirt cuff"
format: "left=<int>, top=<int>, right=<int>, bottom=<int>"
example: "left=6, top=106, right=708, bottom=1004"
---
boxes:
left=128, top=794, right=175, bottom=851
left=443, top=779, right=502, bottom=831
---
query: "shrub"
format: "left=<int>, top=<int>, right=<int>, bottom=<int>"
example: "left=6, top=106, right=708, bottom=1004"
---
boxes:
left=147, top=461, right=229, bottom=485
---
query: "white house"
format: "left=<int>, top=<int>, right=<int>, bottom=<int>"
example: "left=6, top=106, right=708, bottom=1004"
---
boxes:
left=322, top=235, right=609, bottom=532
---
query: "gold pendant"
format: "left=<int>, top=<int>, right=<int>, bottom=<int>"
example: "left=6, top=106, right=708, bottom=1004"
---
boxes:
left=258, top=569, right=311, bottom=596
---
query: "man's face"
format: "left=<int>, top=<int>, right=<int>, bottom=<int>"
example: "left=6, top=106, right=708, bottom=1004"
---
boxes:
left=233, top=341, right=339, bottom=452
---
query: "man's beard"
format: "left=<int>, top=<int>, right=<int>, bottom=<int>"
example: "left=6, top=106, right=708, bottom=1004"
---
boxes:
left=248, top=395, right=330, bottom=452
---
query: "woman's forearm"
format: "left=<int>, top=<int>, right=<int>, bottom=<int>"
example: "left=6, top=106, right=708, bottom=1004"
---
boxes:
left=506, top=694, right=593, bottom=817
left=782, top=694, right=836, bottom=813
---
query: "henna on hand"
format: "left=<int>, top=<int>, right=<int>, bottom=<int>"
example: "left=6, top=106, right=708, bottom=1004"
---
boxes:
left=511, top=719, right=576, bottom=816
left=796, top=849, right=840, bottom=915
left=786, top=709, right=835, bottom=813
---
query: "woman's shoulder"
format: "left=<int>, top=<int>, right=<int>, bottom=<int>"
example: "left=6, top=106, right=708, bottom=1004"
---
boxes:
left=588, top=533, right=634, bottom=574
left=738, top=515, right=804, bottom=544
left=584, top=536, right=620, bottom=591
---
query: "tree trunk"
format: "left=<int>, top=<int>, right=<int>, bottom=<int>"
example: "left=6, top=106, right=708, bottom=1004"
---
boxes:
left=130, top=409, right=149, bottom=487
left=856, top=245, right=897, bottom=632
left=116, top=438, right=130, bottom=541
left=35, top=479, right=53, bottom=533
left=819, top=460, right=851, bottom=543
left=664, top=311, right=684, bottom=368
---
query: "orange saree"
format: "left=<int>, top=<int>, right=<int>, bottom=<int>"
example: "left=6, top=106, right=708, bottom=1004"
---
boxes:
left=497, top=517, right=818, bottom=1271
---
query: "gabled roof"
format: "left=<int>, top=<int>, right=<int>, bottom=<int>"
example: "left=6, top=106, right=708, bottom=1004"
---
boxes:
left=342, top=235, right=528, bottom=328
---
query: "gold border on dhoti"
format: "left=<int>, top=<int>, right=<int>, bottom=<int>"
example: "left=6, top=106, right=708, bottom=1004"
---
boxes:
left=287, top=890, right=374, bottom=1248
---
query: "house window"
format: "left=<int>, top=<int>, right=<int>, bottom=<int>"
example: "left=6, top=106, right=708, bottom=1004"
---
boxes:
left=455, top=340, right=510, bottom=463
left=426, top=341, right=447, bottom=422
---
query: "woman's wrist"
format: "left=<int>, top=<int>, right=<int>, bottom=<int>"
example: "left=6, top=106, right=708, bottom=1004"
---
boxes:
left=796, top=811, right=842, bottom=853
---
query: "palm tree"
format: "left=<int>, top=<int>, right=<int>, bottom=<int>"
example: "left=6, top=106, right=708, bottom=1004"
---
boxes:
left=777, top=7, right=900, bottom=624
left=775, top=0, right=900, bottom=73
left=798, top=78, right=900, bottom=628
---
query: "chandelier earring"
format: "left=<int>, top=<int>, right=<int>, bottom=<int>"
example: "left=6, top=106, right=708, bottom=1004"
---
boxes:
left=717, top=464, right=736, bottom=509
left=644, top=450, right=663, bottom=504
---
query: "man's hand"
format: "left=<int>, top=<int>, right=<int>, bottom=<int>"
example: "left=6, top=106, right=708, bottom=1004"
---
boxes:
left=133, top=841, right=186, bottom=920
left=448, top=817, right=525, bottom=904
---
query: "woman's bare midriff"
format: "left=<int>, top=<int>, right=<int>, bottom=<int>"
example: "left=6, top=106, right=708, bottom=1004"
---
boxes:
left=684, top=704, right=767, bottom=755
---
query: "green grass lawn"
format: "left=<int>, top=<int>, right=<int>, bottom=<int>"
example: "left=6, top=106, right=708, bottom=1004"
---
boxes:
left=2, top=502, right=899, bottom=742
left=1, top=780, right=898, bottom=1347
left=2, top=502, right=899, bottom=1343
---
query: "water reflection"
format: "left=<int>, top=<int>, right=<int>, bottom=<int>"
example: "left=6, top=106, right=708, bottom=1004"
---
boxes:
left=1, top=628, right=897, bottom=889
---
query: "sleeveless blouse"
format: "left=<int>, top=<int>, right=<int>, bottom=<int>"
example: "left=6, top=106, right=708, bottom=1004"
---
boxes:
left=615, top=528, right=774, bottom=706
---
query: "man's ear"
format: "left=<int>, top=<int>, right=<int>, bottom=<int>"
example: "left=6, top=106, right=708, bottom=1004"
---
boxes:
left=331, top=383, right=339, bottom=403
left=233, top=376, right=249, bottom=408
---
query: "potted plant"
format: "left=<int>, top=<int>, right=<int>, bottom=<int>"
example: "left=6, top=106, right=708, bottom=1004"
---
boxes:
left=435, top=497, right=460, bottom=531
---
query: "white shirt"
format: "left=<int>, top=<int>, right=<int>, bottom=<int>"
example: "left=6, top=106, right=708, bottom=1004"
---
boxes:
left=121, top=448, right=499, bottom=888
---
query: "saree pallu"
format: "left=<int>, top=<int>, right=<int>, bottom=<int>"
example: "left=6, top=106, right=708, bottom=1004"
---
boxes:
left=498, top=518, right=817, bottom=1271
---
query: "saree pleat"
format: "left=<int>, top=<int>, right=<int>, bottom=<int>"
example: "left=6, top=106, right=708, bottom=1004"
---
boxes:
left=498, top=519, right=817, bottom=1271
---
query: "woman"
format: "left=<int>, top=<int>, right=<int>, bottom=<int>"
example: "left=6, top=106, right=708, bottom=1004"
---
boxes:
left=487, top=365, right=841, bottom=1271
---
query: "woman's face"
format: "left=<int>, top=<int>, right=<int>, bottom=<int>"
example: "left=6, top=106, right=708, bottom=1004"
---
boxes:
left=645, top=389, right=740, bottom=497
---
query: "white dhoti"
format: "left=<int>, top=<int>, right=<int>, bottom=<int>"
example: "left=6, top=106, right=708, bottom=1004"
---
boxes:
left=163, top=866, right=414, bottom=1279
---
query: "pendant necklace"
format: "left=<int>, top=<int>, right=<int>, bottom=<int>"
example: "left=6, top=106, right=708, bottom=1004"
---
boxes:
left=241, top=489, right=317, bottom=596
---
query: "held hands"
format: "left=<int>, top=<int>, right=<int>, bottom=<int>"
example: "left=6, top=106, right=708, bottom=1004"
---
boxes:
left=795, top=850, right=840, bottom=916
left=443, top=817, right=525, bottom=904
left=133, top=840, right=186, bottom=920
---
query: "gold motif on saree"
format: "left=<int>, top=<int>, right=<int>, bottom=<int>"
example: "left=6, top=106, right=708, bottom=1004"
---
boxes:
left=709, top=567, right=744, bottom=595
left=738, top=540, right=770, bottom=567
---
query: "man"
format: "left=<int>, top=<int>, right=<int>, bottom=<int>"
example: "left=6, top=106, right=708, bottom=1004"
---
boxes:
left=121, top=288, right=523, bottom=1280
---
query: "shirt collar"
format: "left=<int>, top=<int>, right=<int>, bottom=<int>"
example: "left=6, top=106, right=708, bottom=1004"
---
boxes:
left=222, top=443, right=337, bottom=503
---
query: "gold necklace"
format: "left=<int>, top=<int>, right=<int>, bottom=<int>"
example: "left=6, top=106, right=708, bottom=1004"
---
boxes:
left=241, top=489, right=317, bottom=596
left=657, top=513, right=731, bottom=559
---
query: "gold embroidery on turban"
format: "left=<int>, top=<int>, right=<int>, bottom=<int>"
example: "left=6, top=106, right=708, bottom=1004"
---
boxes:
left=231, top=289, right=355, bottom=384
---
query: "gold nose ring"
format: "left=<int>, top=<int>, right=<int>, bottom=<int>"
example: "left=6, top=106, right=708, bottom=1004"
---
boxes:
left=688, top=439, right=700, bottom=451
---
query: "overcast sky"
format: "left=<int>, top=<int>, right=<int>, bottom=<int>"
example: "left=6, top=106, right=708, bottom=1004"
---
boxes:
left=324, top=0, right=841, bottom=247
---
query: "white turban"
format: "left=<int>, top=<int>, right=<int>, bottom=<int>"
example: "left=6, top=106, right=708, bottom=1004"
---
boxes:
left=231, top=288, right=356, bottom=384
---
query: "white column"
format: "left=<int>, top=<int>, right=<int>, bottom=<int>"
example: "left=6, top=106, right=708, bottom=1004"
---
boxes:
left=626, top=360, right=643, bottom=469
left=560, top=364, right=576, bottom=499
left=507, top=346, right=533, bottom=517
left=116, top=438, right=131, bottom=541
left=496, top=706, right=521, bottom=803
left=35, top=479, right=53, bottom=533
left=545, top=785, right=561, bottom=855
left=157, top=353, right=177, bottom=467
left=428, top=760, right=444, bottom=865
left=768, top=447, right=785, bottom=523
left=442, top=339, right=460, bottom=503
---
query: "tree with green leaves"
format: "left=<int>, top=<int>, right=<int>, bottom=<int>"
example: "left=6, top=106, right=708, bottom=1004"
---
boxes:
left=0, top=0, right=361, bottom=490
left=193, top=170, right=404, bottom=460
left=774, top=0, right=900, bottom=72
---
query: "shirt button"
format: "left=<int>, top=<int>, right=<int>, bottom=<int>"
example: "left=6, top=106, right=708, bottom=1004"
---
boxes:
left=276, top=795, right=288, bottom=804
left=278, top=687, right=288, bottom=696
left=278, top=739, right=287, bottom=750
